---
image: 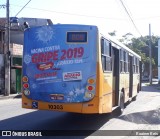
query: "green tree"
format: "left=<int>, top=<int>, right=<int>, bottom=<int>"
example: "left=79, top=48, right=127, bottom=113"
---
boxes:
left=119, top=34, right=158, bottom=77
left=108, top=30, right=116, bottom=36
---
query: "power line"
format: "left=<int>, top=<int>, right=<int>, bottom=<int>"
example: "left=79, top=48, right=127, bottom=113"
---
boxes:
left=15, top=0, right=32, bottom=17
left=11, top=4, right=126, bottom=21
left=136, top=16, right=160, bottom=20
left=119, top=0, right=142, bottom=36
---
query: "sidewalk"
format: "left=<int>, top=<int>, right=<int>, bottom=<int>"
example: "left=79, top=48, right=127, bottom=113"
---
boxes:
left=142, top=81, right=160, bottom=92
left=0, top=93, right=21, bottom=100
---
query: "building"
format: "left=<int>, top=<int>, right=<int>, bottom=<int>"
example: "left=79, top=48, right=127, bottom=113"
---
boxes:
left=0, top=17, right=53, bottom=95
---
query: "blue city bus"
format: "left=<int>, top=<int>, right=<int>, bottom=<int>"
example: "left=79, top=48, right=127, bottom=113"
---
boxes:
left=22, top=24, right=141, bottom=114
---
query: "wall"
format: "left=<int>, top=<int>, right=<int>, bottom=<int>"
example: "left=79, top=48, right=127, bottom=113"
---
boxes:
left=0, top=54, right=4, bottom=94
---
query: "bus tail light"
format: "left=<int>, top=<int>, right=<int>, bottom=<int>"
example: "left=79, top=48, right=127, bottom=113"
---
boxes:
left=24, top=89, right=30, bottom=96
left=87, top=85, right=94, bottom=91
left=23, top=83, right=29, bottom=89
left=22, top=76, right=28, bottom=82
left=85, top=92, right=93, bottom=98
left=88, top=78, right=95, bottom=84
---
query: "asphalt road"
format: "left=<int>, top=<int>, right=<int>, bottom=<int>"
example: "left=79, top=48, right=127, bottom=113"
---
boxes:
left=0, top=82, right=160, bottom=139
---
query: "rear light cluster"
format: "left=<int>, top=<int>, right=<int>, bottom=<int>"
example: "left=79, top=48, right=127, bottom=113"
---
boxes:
left=85, top=78, right=96, bottom=98
left=87, top=85, right=94, bottom=91
left=23, top=83, right=29, bottom=88
left=22, top=76, right=30, bottom=96
left=22, top=76, right=28, bottom=82
left=87, top=78, right=95, bottom=91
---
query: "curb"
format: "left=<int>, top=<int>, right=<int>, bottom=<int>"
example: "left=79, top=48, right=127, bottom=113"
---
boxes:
left=0, top=94, right=22, bottom=100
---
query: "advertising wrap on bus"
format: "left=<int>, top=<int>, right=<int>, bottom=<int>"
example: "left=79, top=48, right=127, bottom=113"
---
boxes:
left=23, top=24, right=97, bottom=103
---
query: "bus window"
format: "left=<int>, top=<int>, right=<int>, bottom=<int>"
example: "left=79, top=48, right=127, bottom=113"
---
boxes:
left=136, top=58, right=139, bottom=73
left=120, top=49, right=124, bottom=72
left=101, top=38, right=112, bottom=71
left=124, top=52, right=129, bottom=72
left=124, top=51, right=126, bottom=72
left=128, top=56, right=130, bottom=72
left=133, top=57, right=136, bottom=73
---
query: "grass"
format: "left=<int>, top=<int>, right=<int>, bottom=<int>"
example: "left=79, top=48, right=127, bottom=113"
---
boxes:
left=156, top=87, right=160, bottom=90
left=144, top=82, right=160, bottom=90
left=144, top=83, right=151, bottom=86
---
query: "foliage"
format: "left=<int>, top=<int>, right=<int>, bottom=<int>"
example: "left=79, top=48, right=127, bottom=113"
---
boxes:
left=120, top=33, right=159, bottom=76
left=108, top=31, right=159, bottom=76
left=108, top=30, right=116, bottom=36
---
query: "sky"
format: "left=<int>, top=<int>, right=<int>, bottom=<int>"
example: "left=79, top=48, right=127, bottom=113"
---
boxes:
left=0, top=0, right=160, bottom=38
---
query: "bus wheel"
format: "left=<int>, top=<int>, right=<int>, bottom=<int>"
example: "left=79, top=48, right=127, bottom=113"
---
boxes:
left=132, top=95, right=137, bottom=101
left=137, top=84, right=140, bottom=93
left=119, top=91, right=125, bottom=113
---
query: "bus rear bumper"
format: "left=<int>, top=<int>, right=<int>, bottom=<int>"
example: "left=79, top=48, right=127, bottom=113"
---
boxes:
left=22, top=94, right=100, bottom=114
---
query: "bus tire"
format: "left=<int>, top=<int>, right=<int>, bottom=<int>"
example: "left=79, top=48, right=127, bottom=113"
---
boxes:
left=119, top=91, right=125, bottom=113
left=132, top=95, right=137, bottom=101
left=137, top=84, right=140, bottom=93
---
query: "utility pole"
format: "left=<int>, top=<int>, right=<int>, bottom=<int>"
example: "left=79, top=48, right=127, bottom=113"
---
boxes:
left=4, top=0, right=10, bottom=96
left=149, top=24, right=152, bottom=85
left=158, top=39, right=160, bottom=84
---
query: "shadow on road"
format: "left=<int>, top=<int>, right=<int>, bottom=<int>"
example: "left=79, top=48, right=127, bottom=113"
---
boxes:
left=118, top=108, right=160, bottom=125
left=1, top=83, right=159, bottom=138
left=116, top=83, right=160, bottom=126
left=0, top=106, right=122, bottom=139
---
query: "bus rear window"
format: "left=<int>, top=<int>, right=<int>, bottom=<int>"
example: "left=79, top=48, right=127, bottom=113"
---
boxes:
left=67, top=32, right=87, bottom=43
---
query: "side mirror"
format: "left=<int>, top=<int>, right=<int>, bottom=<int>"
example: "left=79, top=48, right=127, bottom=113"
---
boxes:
left=23, top=22, right=30, bottom=29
